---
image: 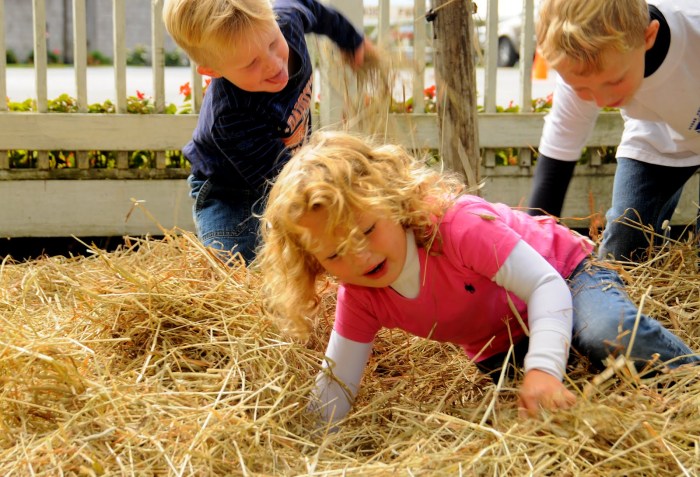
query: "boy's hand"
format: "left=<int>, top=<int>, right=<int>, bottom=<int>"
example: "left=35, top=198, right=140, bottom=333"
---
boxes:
left=518, top=369, right=576, bottom=417
left=345, top=38, right=377, bottom=70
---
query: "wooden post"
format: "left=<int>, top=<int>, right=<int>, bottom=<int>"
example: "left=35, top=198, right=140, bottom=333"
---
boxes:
left=430, top=0, right=480, bottom=190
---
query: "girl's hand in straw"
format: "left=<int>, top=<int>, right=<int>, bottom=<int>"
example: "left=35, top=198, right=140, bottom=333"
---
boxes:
left=518, top=369, right=577, bottom=418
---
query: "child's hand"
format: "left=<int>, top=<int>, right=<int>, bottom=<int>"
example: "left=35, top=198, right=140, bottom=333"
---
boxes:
left=518, top=369, right=576, bottom=417
left=345, top=38, right=377, bottom=70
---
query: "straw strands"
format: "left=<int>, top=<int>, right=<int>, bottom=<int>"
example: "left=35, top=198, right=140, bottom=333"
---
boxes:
left=311, top=36, right=427, bottom=149
left=0, top=228, right=698, bottom=476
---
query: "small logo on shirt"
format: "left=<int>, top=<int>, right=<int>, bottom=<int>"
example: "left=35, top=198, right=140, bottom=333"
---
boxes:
left=464, top=284, right=476, bottom=294
left=690, top=107, right=700, bottom=134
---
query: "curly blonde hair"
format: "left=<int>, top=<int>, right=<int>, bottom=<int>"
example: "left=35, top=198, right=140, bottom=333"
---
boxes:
left=537, top=0, right=649, bottom=74
left=255, top=131, right=466, bottom=339
left=163, top=0, right=276, bottom=69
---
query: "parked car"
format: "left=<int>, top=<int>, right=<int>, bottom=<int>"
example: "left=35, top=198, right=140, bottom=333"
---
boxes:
left=495, top=13, right=522, bottom=67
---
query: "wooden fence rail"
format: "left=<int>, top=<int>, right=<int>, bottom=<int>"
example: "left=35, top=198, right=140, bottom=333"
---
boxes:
left=0, top=0, right=696, bottom=238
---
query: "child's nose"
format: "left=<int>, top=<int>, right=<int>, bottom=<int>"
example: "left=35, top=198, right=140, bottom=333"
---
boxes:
left=266, top=56, right=283, bottom=73
left=353, top=249, right=372, bottom=265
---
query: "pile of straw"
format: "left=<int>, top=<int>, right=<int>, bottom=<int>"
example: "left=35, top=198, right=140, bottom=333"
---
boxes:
left=1, top=228, right=698, bottom=476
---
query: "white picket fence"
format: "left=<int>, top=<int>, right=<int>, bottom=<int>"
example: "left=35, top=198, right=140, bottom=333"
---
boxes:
left=0, top=0, right=696, bottom=238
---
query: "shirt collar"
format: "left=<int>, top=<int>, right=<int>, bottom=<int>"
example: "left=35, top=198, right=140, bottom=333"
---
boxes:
left=390, top=228, right=420, bottom=298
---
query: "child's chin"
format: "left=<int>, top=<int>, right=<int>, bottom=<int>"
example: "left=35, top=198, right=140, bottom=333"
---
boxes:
left=263, top=81, right=288, bottom=93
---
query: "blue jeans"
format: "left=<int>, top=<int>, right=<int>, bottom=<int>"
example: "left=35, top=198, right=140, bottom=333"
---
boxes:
left=599, top=158, right=699, bottom=261
left=570, top=260, right=698, bottom=371
left=477, top=259, right=698, bottom=378
left=187, top=174, right=264, bottom=264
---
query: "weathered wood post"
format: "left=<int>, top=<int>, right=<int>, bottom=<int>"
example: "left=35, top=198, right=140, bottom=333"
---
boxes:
left=429, top=0, right=480, bottom=190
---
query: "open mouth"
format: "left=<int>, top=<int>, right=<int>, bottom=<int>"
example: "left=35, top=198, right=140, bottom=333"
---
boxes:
left=364, top=260, right=386, bottom=277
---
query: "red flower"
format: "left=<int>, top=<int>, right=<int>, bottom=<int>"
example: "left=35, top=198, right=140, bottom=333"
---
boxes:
left=423, top=84, right=436, bottom=99
left=180, top=82, right=192, bottom=98
left=136, top=90, right=145, bottom=100
left=202, top=78, right=212, bottom=96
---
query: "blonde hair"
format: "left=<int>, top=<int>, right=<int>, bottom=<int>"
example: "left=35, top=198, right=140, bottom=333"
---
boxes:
left=163, top=0, right=276, bottom=68
left=256, top=131, right=466, bottom=338
left=537, top=0, right=649, bottom=74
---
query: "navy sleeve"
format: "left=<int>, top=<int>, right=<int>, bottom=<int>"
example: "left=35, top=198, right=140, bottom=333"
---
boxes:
left=527, top=154, right=576, bottom=217
left=277, top=0, right=363, bottom=51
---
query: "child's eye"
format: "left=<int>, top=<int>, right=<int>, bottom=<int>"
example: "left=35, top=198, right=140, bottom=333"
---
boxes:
left=364, top=224, right=376, bottom=235
left=604, top=76, right=624, bottom=87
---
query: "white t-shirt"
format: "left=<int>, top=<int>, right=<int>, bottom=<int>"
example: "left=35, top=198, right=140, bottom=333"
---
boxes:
left=538, top=0, right=700, bottom=167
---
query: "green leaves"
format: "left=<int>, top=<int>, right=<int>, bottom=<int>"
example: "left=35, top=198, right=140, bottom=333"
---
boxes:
left=5, top=90, right=188, bottom=170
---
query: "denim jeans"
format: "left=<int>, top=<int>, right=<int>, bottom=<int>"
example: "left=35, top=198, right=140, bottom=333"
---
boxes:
left=569, top=260, right=698, bottom=371
left=477, top=259, right=698, bottom=378
left=187, top=174, right=264, bottom=264
left=599, top=158, right=699, bottom=261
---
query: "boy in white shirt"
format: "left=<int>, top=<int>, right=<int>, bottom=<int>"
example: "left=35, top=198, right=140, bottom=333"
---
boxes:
left=527, top=0, right=700, bottom=261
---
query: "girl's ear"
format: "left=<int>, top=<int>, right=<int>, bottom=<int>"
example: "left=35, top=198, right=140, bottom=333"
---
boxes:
left=196, top=65, right=221, bottom=78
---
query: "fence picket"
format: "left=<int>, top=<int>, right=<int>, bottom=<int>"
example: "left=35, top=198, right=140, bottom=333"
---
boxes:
left=378, top=0, right=390, bottom=47
left=32, top=0, right=50, bottom=174
left=151, top=0, right=165, bottom=113
left=412, top=0, right=426, bottom=114
left=483, top=0, right=498, bottom=114
left=73, top=0, right=89, bottom=168
left=73, top=0, right=87, bottom=112
left=0, top=0, right=5, bottom=173
left=191, top=64, right=202, bottom=114
left=151, top=0, right=167, bottom=169
left=518, top=0, right=535, bottom=112
left=32, top=0, right=48, bottom=112
left=0, top=0, right=6, bottom=113
left=112, top=0, right=126, bottom=113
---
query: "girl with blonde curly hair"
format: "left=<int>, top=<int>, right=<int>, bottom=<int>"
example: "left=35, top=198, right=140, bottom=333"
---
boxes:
left=256, top=131, right=698, bottom=425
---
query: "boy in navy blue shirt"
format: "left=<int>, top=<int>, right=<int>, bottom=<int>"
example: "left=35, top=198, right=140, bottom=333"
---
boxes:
left=164, top=0, right=373, bottom=262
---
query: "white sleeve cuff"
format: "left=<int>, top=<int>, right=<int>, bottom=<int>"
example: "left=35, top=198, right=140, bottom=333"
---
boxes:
left=310, top=330, right=373, bottom=423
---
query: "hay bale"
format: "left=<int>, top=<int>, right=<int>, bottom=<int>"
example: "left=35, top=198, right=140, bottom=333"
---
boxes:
left=1, top=229, right=698, bottom=475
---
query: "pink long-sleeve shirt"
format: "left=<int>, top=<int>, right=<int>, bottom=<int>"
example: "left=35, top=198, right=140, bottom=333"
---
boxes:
left=333, top=195, right=593, bottom=361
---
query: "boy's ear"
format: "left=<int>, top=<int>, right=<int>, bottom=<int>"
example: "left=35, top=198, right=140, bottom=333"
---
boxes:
left=196, top=65, right=221, bottom=78
left=644, top=19, right=660, bottom=51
